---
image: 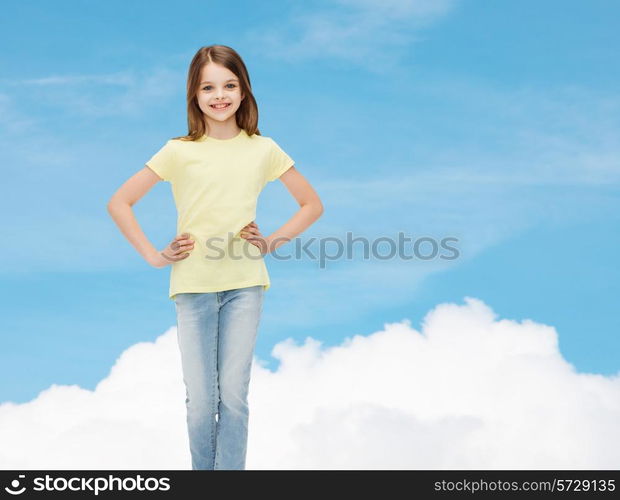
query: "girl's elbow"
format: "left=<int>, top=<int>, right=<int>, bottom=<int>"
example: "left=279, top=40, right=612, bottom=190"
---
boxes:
left=107, top=195, right=119, bottom=211
left=314, top=200, right=324, bottom=217
left=107, top=196, right=128, bottom=213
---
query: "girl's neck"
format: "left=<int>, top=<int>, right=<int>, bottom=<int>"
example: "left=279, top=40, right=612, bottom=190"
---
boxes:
left=204, top=118, right=241, bottom=140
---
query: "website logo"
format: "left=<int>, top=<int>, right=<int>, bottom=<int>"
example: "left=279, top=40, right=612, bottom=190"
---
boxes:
left=4, top=474, right=26, bottom=495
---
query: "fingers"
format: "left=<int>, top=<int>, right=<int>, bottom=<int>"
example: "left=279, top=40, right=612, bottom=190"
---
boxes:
left=161, top=251, right=183, bottom=262
left=162, top=248, right=190, bottom=261
left=166, top=233, right=195, bottom=260
left=241, top=230, right=261, bottom=239
left=173, top=233, right=194, bottom=247
left=240, top=222, right=260, bottom=238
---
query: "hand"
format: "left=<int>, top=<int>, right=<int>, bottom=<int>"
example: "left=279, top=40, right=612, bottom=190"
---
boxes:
left=239, top=221, right=270, bottom=255
left=149, top=232, right=195, bottom=268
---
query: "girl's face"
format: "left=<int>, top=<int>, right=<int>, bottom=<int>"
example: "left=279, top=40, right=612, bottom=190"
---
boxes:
left=196, top=62, right=245, bottom=126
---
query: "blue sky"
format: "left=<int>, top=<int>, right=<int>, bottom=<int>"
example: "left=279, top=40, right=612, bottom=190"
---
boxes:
left=1, top=0, right=619, bottom=406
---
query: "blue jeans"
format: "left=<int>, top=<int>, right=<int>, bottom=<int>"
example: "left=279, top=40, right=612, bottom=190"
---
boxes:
left=173, top=285, right=264, bottom=470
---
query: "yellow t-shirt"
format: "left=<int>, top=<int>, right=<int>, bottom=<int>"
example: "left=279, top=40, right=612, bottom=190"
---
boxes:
left=145, top=128, right=294, bottom=301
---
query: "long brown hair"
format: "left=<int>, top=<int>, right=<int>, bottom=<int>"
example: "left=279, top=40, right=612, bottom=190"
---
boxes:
left=172, top=45, right=260, bottom=141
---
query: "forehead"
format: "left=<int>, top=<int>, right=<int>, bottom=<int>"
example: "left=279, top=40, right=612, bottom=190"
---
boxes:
left=200, top=63, right=238, bottom=82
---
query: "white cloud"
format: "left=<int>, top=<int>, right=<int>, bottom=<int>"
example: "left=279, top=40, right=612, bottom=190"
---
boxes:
left=1, top=67, right=180, bottom=118
left=0, top=93, right=38, bottom=133
left=1, top=297, right=618, bottom=469
left=244, top=0, right=457, bottom=72
left=17, top=73, right=134, bottom=86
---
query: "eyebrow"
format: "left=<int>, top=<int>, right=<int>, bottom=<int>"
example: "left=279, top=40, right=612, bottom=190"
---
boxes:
left=200, top=78, right=239, bottom=84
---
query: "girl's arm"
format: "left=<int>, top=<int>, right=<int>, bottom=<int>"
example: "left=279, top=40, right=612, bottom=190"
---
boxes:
left=263, top=166, right=324, bottom=253
left=107, top=166, right=195, bottom=267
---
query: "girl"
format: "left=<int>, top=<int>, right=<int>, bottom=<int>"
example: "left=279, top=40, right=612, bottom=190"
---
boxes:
left=107, top=45, right=324, bottom=470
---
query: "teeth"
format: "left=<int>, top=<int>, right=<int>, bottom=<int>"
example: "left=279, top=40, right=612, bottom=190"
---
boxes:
left=211, top=103, right=230, bottom=109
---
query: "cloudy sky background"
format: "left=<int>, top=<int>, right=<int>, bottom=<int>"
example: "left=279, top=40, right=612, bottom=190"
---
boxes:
left=1, top=0, right=619, bottom=468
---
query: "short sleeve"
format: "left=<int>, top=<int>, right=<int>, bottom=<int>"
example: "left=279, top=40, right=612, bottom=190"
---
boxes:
left=145, top=140, right=177, bottom=182
left=266, top=137, right=294, bottom=183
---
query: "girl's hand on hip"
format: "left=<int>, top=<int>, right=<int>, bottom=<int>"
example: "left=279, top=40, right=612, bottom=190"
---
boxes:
left=149, top=233, right=195, bottom=268
left=240, top=221, right=270, bottom=255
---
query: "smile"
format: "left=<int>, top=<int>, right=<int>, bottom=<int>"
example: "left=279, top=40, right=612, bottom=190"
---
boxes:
left=210, top=103, right=231, bottom=110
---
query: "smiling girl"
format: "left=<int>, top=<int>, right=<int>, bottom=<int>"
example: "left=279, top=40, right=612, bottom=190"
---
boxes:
left=107, top=45, right=324, bottom=470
